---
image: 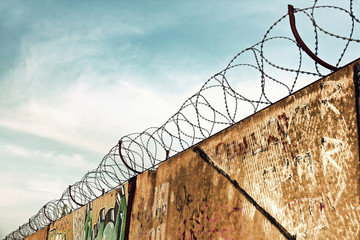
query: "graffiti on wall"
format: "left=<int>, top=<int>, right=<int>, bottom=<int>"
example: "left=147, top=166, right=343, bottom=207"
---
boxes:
left=174, top=182, right=244, bottom=240
left=212, top=104, right=309, bottom=167
left=72, top=206, right=87, bottom=240
left=204, top=78, right=360, bottom=238
left=24, top=186, right=128, bottom=240
left=136, top=182, right=169, bottom=239
left=48, top=230, right=67, bottom=240
left=176, top=203, right=244, bottom=240
left=82, top=186, right=127, bottom=240
left=277, top=198, right=328, bottom=239
left=48, top=213, right=72, bottom=240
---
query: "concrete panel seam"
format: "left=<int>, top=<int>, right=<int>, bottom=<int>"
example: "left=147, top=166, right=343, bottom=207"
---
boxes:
left=354, top=63, right=360, bottom=166
left=193, top=146, right=296, bottom=240
left=45, top=225, right=50, bottom=240
left=124, top=176, right=137, bottom=240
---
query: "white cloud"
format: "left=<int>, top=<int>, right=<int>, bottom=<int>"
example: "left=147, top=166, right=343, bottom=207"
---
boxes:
left=0, top=9, right=211, bottom=157
left=0, top=173, right=66, bottom=238
left=26, top=179, right=65, bottom=197
left=0, top=21, right=209, bottom=155
left=3, top=144, right=32, bottom=158
left=0, top=180, right=63, bottom=208
left=0, top=75, right=187, bottom=155
left=2, top=144, right=95, bottom=170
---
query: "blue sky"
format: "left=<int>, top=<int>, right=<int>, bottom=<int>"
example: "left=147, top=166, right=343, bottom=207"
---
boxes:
left=0, top=0, right=359, bottom=238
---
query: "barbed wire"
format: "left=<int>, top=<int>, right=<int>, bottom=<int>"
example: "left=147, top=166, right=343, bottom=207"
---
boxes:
left=5, top=1, right=360, bottom=239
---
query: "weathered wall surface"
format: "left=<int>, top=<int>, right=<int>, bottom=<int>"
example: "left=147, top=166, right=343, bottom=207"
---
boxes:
left=198, top=61, right=360, bottom=239
left=129, top=150, right=286, bottom=239
left=24, top=226, right=48, bottom=240
left=48, top=214, right=72, bottom=240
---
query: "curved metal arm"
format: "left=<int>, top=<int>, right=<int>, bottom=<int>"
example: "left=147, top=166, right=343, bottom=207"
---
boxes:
left=118, top=140, right=143, bottom=174
left=68, top=185, right=85, bottom=207
left=43, top=206, right=53, bottom=223
left=29, top=219, right=37, bottom=232
left=288, top=5, right=338, bottom=71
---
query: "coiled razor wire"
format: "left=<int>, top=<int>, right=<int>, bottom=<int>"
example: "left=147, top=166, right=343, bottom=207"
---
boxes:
left=5, top=1, right=360, bottom=239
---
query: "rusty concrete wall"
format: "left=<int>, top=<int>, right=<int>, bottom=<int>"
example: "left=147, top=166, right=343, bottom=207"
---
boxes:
left=196, top=60, right=360, bottom=239
left=129, top=149, right=288, bottom=239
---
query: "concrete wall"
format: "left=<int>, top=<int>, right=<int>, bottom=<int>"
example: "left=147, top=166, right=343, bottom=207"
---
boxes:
left=22, top=60, right=360, bottom=239
left=129, top=150, right=286, bottom=239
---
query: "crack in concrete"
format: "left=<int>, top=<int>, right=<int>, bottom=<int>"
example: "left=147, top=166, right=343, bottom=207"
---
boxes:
left=193, top=146, right=297, bottom=240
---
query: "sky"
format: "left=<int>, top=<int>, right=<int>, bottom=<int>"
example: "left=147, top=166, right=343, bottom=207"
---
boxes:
left=0, top=0, right=359, bottom=238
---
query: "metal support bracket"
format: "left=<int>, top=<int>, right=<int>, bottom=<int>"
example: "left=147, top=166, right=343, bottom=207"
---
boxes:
left=288, top=4, right=339, bottom=71
left=43, top=206, right=53, bottom=224
left=29, top=219, right=37, bottom=232
left=68, top=185, right=85, bottom=207
left=118, top=140, right=142, bottom=174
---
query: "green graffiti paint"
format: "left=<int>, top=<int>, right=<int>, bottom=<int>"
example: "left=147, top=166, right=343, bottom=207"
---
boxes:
left=83, top=188, right=127, bottom=240
left=83, top=206, right=93, bottom=240
left=114, top=193, right=127, bottom=240
left=94, top=209, right=105, bottom=240
left=102, top=222, right=115, bottom=239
